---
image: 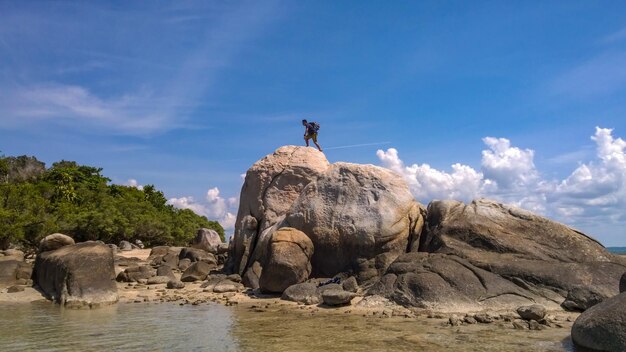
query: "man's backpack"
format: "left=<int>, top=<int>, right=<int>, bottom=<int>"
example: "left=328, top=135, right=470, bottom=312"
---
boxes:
left=311, top=122, right=320, bottom=132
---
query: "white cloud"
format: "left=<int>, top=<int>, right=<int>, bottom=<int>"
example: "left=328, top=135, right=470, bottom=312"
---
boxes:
left=167, top=186, right=239, bottom=234
left=377, top=127, right=626, bottom=242
left=125, top=179, right=144, bottom=190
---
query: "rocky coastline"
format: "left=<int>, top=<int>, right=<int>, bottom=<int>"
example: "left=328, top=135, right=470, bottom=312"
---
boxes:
left=1, top=145, right=625, bottom=351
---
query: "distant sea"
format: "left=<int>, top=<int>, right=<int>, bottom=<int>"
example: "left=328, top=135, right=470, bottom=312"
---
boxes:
left=608, top=247, right=626, bottom=254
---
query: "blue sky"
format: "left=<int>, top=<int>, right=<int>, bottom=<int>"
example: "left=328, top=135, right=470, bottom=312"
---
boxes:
left=1, top=1, right=626, bottom=244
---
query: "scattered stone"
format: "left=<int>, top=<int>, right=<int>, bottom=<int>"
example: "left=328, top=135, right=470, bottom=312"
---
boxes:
left=179, top=247, right=217, bottom=265
left=474, top=313, right=493, bottom=324
left=342, top=276, right=359, bottom=293
left=464, top=315, right=477, bottom=324
left=156, top=265, right=176, bottom=280
left=281, top=282, right=320, bottom=305
left=167, top=280, right=185, bottom=289
left=7, top=285, right=25, bottom=293
left=513, top=319, right=529, bottom=330
left=321, top=289, right=357, bottom=306
left=449, top=315, right=462, bottom=326
left=181, top=261, right=213, bottom=282
left=116, top=266, right=156, bottom=282
left=118, top=240, right=133, bottom=251
left=528, top=320, right=545, bottom=330
left=178, top=258, right=192, bottom=271
left=517, top=304, right=547, bottom=321
left=147, top=276, right=171, bottom=285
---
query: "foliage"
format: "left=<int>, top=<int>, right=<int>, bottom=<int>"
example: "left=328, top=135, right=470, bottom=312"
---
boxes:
left=0, top=154, right=225, bottom=250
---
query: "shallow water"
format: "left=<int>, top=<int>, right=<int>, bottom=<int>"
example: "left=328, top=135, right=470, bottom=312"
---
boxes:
left=0, top=302, right=576, bottom=352
left=0, top=302, right=238, bottom=351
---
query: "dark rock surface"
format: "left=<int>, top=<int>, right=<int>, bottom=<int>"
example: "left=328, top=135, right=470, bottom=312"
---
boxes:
left=572, top=291, right=626, bottom=351
left=33, top=242, right=118, bottom=307
left=179, top=247, right=216, bottom=265
left=516, top=304, right=547, bottom=321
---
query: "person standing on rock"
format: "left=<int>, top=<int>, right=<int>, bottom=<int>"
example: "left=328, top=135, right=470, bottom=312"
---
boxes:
left=302, top=119, right=323, bottom=152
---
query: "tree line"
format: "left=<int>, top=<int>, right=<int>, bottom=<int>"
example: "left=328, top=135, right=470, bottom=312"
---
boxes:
left=0, top=153, right=224, bottom=250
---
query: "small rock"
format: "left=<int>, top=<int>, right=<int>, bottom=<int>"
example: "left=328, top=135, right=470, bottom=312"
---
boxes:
left=449, top=315, right=462, bottom=326
left=147, top=276, right=170, bottom=285
left=7, top=285, right=25, bottom=293
left=464, top=315, right=477, bottom=324
left=167, top=280, right=185, bottom=289
left=517, top=304, right=547, bottom=321
left=342, top=276, right=359, bottom=293
left=513, top=319, right=529, bottom=330
left=321, top=289, right=357, bottom=306
left=529, top=320, right=545, bottom=330
left=474, top=313, right=493, bottom=324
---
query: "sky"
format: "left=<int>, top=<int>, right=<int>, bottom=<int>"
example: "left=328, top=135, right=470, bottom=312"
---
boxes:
left=1, top=1, right=626, bottom=245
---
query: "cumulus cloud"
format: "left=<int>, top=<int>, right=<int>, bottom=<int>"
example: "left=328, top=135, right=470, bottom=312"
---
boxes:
left=125, top=179, right=144, bottom=190
left=167, top=186, right=239, bottom=234
left=377, top=127, right=626, bottom=241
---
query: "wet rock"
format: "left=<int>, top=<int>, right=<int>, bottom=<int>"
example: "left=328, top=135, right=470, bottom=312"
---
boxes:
left=39, top=233, right=75, bottom=253
left=517, top=304, right=547, bottom=321
left=321, top=289, right=357, bottom=306
left=33, top=241, right=118, bottom=307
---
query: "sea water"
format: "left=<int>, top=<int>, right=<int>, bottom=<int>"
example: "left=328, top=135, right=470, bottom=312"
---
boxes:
left=0, top=302, right=576, bottom=352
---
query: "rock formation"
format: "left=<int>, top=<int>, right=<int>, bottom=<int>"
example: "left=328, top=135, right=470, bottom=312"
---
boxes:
left=227, top=146, right=330, bottom=278
left=228, top=146, right=625, bottom=312
left=369, top=199, right=625, bottom=311
left=39, top=233, right=75, bottom=253
left=33, top=241, right=118, bottom=308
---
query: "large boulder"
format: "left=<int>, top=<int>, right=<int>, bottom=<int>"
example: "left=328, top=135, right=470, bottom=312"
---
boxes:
left=39, top=233, right=75, bottom=253
left=227, top=146, right=330, bottom=276
left=572, top=291, right=626, bottom=351
left=191, top=228, right=222, bottom=253
left=259, top=227, right=314, bottom=293
left=281, top=162, right=424, bottom=278
left=371, top=198, right=626, bottom=310
left=368, top=252, right=549, bottom=311
left=33, top=242, right=118, bottom=307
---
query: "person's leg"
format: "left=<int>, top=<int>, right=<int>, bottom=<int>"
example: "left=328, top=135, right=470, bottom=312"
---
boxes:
left=312, top=134, right=322, bottom=151
left=304, top=135, right=310, bottom=147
